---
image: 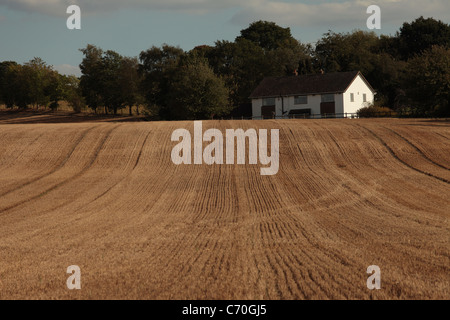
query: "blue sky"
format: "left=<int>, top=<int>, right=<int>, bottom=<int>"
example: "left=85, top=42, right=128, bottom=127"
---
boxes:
left=0, top=0, right=448, bottom=76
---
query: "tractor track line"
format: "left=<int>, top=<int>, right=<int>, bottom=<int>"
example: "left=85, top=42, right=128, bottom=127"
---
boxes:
left=0, top=126, right=98, bottom=198
left=383, top=126, right=450, bottom=171
left=26, top=127, right=153, bottom=217
left=0, top=125, right=119, bottom=214
left=356, top=124, right=450, bottom=185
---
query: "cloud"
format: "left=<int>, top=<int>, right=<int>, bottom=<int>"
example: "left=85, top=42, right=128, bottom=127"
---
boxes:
left=0, top=0, right=242, bottom=16
left=231, top=0, right=450, bottom=29
left=232, top=1, right=361, bottom=27
left=1, top=0, right=448, bottom=29
left=54, top=64, right=81, bottom=77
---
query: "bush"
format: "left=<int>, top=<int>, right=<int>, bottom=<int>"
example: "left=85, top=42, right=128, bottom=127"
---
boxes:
left=357, top=105, right=396, bottom=118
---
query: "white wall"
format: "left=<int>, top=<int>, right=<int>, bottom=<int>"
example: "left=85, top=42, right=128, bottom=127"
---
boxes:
left=343, top=75, right=375, bottom=114
left=252, top=98, right=263, bottom=118
left=279, top=95, right=322, bottom=116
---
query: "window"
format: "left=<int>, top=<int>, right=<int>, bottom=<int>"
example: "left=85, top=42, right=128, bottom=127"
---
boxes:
left=350, top=93, right=354, bottom=102
left=294, top=95, right=308, bottom=105
left=321, top=94, right=334, bottom=103
left=262, top=98, right=276, bottom=106
left=363, top=94, right=367, bottom=102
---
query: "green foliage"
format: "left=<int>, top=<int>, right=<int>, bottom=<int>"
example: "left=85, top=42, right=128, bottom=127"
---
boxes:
left=24, top=57, right=54, bottom=108
left=206, top=39, right=267, bottom=108
left=100, top=50, right=125, bottom=115
left=119, top=57, right=143, bottom=115
left=46, top=71, right=64, bottom=111
left=168, top=53, right=231, bottom=120
left=0, top=61, right=19, bottom=108
left=404, top=45, right=450, bottom=115
left=79, top=44, right=104, bottom=113
left=236, top=20, right=293, bottom=51
left=0, top=58, right=85, bottom=112
left=61, top=75, right=85, bottom=113
left=0, top=58, right=54, bottom=109
left=80, top=45, right=141, bottom=115
left=397, top=16, right=450, bottom=60
left=314, top=30, right=380, bottom=74
left=139, top=46, right=230, bottom=120
left=357, top=105, right=396, bottom=118
left=139, top=44, right=185, bottom=119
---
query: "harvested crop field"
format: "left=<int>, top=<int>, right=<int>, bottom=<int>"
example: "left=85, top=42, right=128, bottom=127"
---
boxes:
left=0, top=115, right=449, bottom=300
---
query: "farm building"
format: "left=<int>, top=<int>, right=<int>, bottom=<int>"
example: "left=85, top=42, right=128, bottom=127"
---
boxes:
left=249, top=71, right=375, bottom=119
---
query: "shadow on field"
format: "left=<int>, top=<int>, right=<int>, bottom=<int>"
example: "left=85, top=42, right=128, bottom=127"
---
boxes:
left=0, top=110, right=146, bottom=124
left=400, top=119, right=450, bottom=128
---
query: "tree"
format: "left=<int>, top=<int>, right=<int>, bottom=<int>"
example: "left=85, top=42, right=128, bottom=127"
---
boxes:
left=139, top=44, right=185, bottom=119
left=314, top=30, right=380, bottom=74
left=266, top=39, right=313, bottom=76
left=297, top=44, right=315, bottom=75
left=404, top=45, right=450, bottom=115
left=119, top=56, right=142, bottom=116
left=205, top=40, right=241, bottom=102
left=100, top=50, right=125, bottom=115
left=397, top=17, right=450, bottom=60
left=24, top=57, right=54, bottom=109
left=61, top=75, right=85, bottom=113
left=369, top=52, right=407, bottom=109
left=236, top=20, right=294, bottom=51
left=207, top=39, right=267, bottom=108
left=5, top=63, right=33, bottom=109
left=79, top=44, right=104, bottom=113
left=80, top=45, right=140, bottom=115
left=0, top=61, right=18, bottom=108
left=169, top=53, right=231, bottom=120
left=46, top=70, right=65, bottom=111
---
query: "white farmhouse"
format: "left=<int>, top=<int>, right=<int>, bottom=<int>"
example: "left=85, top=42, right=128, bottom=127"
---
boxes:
left=249, top=71, right=375, bottom=119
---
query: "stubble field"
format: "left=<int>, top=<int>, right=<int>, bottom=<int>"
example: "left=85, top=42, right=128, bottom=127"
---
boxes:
left=0, top=113, right=448, bottom=300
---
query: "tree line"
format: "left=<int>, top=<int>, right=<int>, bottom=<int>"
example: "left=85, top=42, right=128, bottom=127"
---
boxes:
left=0, top=58, right=83, bottom=112
left=1, top=17, right=449, bottom=118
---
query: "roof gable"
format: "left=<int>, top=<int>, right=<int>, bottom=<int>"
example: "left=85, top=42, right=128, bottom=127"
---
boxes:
left=343, top=72, right=376, bottom=94
left=249, top=71, right=372, bottom=98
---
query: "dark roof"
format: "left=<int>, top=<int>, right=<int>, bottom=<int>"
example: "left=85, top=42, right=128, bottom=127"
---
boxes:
left=249, top=71, right=374, bottom=98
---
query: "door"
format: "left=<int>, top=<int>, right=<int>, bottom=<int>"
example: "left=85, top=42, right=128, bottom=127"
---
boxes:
left=261, top=105, right=275, bottom=119
left=320, top=102, right=335, bottom=116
